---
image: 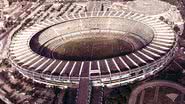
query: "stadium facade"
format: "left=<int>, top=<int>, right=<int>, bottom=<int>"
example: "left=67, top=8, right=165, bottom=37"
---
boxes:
left=8, top=0, right=184, bottom=88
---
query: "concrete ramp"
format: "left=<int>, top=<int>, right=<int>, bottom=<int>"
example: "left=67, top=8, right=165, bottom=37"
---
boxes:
left=76, top=78, right=91, bottom=104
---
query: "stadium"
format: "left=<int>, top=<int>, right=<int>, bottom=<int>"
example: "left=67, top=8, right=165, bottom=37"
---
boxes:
left=0, top=0, right=184, bottom=103
left=9, top=11, right=177, bottom=88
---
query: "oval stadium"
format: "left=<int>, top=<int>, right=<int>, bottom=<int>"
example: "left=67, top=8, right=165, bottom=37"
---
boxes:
left=9, top=11, right=177, bottom=88
left=0, top=0, right=184, bottom=104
